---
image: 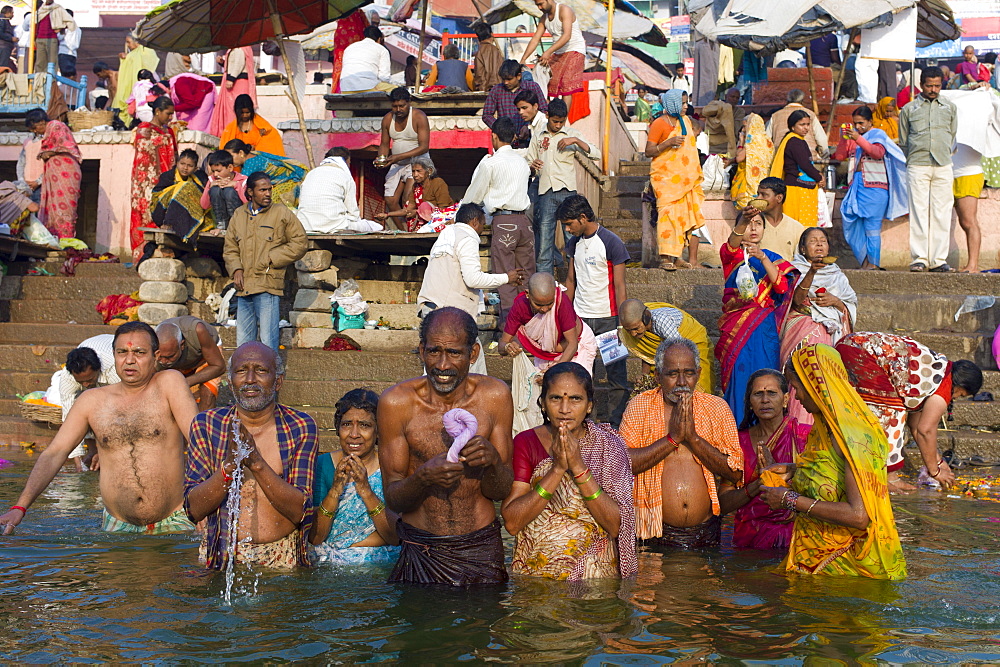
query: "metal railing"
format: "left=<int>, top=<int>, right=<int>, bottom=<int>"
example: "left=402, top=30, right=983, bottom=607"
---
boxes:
left=440, top=32, right=552, bottom=64
left=0, top=63, right=88, bottom=113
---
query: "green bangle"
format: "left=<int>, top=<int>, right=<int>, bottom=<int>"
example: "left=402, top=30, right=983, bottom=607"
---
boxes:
left=582, top=488, right=603, bottom=501
left=317, top=503, right=335, bottom=518
left=534, top=483, right=552, bottom=500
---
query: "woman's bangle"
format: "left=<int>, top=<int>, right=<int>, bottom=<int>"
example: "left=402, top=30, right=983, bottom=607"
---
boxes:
left=805, top=498, right=820, bottom=515
left=10, top=505, right=26, bottom=516
left=221, top=468, right=232, bottom=483
left=929, top=458, right=946, bottom=478
left=781, top=490, right=801, bottom=511
left=535, top=483, right=553, bottom=500
left=730, top=230, right=745, bottom=237
left=574, top=472, right=594, bottom=486
left=367, top=501, right=386, bottom=518
left=582, top=488, right=603, bottom=501
left=573, top=468, right=591, bottom=480
left=317, top=503, right=335, bottom=518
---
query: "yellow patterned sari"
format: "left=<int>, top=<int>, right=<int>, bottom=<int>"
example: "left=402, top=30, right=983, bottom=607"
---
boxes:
left=783, top=344, right=906, bottom=580
left=730, top=113, right=773, bottom=208
left=648, top=115, right=706, bottom=257
left=770, top=133, right=819, bottom=226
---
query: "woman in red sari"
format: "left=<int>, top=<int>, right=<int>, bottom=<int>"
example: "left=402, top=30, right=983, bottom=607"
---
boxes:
left=721, top=369, right=810, bottom=550
left=130, top=96, right=177, bottom=259
left=25, top=108, right=81, bottom=239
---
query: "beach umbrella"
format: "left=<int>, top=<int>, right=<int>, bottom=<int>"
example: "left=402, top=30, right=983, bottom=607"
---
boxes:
left=134, top=0, right=371, bottom=167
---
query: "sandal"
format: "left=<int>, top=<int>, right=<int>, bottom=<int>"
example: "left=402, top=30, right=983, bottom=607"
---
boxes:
left=659, top=260, right=677, bottom=271
left=674, top=258, right=693, bottom=269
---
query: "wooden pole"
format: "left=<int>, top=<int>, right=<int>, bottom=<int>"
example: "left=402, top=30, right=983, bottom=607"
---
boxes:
left=602, top=0, right=614, bottom=174
left=417, top=0, right=430, bottom=84
left=804, top=46, right=820, bottom=117
left=825, top=30, right=856, bottom=136
left=266, top=0, right=315, bottom=168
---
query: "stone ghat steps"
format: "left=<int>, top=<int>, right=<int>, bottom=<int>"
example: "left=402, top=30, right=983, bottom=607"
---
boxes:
left=11, top=275, right=143, bottom=301
left=0, top=322, right=116, bottom=345
left=9, top=299, right=109, bottom=325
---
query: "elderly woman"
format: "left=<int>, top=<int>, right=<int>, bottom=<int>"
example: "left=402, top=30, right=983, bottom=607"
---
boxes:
left=758, top=345, right=906, bottom=580
left=721, top=369, right=809, bottom=550
left=220, top=94, right=285, bottom=157
left=310, top=389, right=400, bottom=565
left=770, top=109, right=823, bottom=226
left=503, top=362, right=636, bottom=580
left=423, top=43, right=473, bottom=91
left=224, top=138, right=306, bottom=207
left=376, top=155, right=456, bottom=232
left=130, top=96, right=177, bottom=259
left=24, top=107, right=81, bottom=240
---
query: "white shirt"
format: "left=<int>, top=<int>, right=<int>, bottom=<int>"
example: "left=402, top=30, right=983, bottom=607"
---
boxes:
left=512, top=111, right=547, bottom=157
left=57, top=334, right=119, bottom=421
left=58, top=26, right=81, bottom=57
left=952, top=143, right=983, bottom=178
left=462, top=144, right=531, bottom=213
left=339, top=38, right=392, bottom=93
left=297, top=157, right=361, bottom=233
left=417, top=222, right=508, bottom=314
left=525, top=122, right=599, bottom=194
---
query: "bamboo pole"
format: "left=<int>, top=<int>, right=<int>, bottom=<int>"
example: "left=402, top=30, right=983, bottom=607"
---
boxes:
left=825, top=30, right=856, bottom=136
left=602, top=0, right=613, bottom=174
left=416, top=0, right=430, bottom=83
left=265, top=0, right=315, bottom=168
left=804, top=46, right=820, bottom=116
left=26, top=1, right=36, bottom=74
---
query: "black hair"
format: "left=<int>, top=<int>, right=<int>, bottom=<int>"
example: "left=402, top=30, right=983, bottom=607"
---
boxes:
left=93, top=61, right=111, bottom=74
left=406, top=55, right=416, bottom=64
left=24, top=107, right=48, bottom=127
left=207, top=149, right=234, bottom=167
left=246, top=171, right=271, bottom=190
left=797, top=226, right=830, bottom=255
left=334, top=388, right=380, bottom=431
left=852, top=105, right=874, bottom=121
left=419, top=306, right=479, bottom=353
left=492, top=116, right=516, bottom=144
left=137, top=69, right=156, bottom=83
left=177, top=148, right=200, bottom=164
left=513, top=89, right=538, bottom=107
left=150, top=96, right=174, bottom=113
left=455, top=202, right=485, bottom=226
left=223, top=138, right=252, bottom=154
left=389, top=86, right=411, bottom=102
left=113, top=321, right=158, bottom=353
left=555, top=193, right=595, bottom=223
left=364, top=25, right=383, bottom=41
left=0, top=6, right=12, bottom=15
left=758, top=176, right=786, bottom=200
left=473, top=23, right=493, bottom=41
left=66, top=347, right=101, bottom=376
left=547, top=98, right=568, bottom=118
left=539, top=362, right=594, bottom=425
left=787, top=109, right=811, bottom=130
left=952, top=360, right=983, bottom=396
left=921, top=65, right=944, bottom=84
left=233, top=93, right=255, bottom=121
left=325, top=146, right=350, bottom=160
left=739, top=368, right=789, bottom=430
left=498, top=59, right=522, bottom=80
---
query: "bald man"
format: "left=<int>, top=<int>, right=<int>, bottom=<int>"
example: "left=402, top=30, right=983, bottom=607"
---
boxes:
left=155, top=315, right=226, bottom=410
left=618, top=299, right=713, bottom=393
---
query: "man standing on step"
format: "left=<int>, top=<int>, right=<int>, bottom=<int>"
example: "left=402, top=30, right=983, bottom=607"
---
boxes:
left=377, top=87, right=430, bottom=231
left=462, top=116, right=535, bottom=330
left=155, top=315, right=226, bottom=411
left=379, top=307, right=514, bottom=585
left=0, top=322, right=199, bottom=536
left=558, top=194, right=631, bottom=427
left=519, top=0, right=587, bottom=116
left=55, top=333, right=119, bottom=472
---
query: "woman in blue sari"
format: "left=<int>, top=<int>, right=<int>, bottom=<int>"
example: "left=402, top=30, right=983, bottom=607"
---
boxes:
left=310, top=389, right=400, bottom=565
left=715, top=206, right=798, bottom=425
left=224, top=138, right=307, bottom=207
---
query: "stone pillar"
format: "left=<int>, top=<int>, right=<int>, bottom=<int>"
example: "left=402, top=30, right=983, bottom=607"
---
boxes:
left=136, top=258, right=189, bottom=325
left=289, top=249, right=336, bottom=348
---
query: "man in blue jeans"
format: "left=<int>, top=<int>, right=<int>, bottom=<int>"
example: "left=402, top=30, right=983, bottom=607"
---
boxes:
left=222, top=172, right=308, bottom=351
left=526, top=99, right=599, bottom=274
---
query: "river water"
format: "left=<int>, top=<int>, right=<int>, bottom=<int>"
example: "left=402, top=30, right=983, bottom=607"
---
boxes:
left=2, top=442, right=1000, bottom=663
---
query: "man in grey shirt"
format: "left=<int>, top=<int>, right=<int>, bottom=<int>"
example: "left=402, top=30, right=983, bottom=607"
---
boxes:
left=899, top=65, right=957, bottom=272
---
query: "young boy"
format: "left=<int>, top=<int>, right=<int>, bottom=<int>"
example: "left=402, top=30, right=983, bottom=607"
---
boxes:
left=513, top=88, right=547, bottom=154
left=525, top=98, right=599, bottom=274
left=200, top=149, right=248, bottom=232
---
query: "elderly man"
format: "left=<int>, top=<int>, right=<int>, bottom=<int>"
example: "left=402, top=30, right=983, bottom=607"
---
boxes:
left=768, top=89, right=829, bottom=161
left=620, top=337, right=742, bottom=549
left=617, top=299, right=712, bottom=393
left=155, top=315, right=226, bottom=410
left=54, top=333, right=119, bottom=471
left=185, top=342, right=318, bottom=570
left=379, top=307, right=515, bottom=586
left=297, top=147, right=383, bottom=234
left=0, top=322, right=198, bottom=535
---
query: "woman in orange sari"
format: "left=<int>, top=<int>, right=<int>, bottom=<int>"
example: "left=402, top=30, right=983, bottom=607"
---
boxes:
left=645, top=89, right=705, bottom=271
left=770, top=110, right=823, bottom=226
left=759, top=344, right=906, bottom=580
left=219, top=94, right=285, bottom=157
left=130, top=96, right=177, bottom=259
left=24, top=108, right=81, bottom=239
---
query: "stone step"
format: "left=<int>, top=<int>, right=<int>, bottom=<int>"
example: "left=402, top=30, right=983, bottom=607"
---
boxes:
left=950, top=400, right=1000, bottom=428
left=354, top=279, right=424, bottom=304
left=0, top=344, right=74, bottom=373
left=9, top=299, right=108, bottom=325
left=291, top=327, right=420, bottom=351
left=73, top=262, right=138, bottom=278
left=0, top=323, right=117, bottom=345
left=0, top=414, right=61, bottom=442
left=935, top=429, right=1000, bottom=462
left=15, top=275, right=143, bottom=301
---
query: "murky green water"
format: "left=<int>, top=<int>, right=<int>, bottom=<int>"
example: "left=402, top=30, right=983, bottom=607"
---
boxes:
left=2, top=442, right=1000, bottom=663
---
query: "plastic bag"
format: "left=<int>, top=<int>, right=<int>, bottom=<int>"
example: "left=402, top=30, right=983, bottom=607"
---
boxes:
left=331, top=278, right=368, bottom=316
left=701, top=154, right=730, bottom=193
left=21, top=214, right=59, bottom=248
left=816, top=188, right=834, bottom=229
left=735, top=258, right=758, bottom=301
left=955, top=295, right=995, bottom=322
left=332, top=305, right=366, bottom=331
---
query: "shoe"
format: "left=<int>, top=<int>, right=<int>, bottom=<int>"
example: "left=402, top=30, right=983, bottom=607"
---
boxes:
left=659, top=260, right=676, bottom=271
left=929, top=263, right=954, bottom=273
left=910, top=263, right=927, bottom=272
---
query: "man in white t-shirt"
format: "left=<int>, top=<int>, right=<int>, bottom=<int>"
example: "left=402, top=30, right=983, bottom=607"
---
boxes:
left=558, top=194, right=631, bottom=427
left=339, top=25, right=393, bottom=93
left=297, top=147, right=383, bottom=234
left=952, top=143, right=983, bottom=273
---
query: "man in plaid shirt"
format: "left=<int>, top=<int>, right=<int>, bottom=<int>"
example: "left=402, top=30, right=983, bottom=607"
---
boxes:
left=482, top=60, right=548, bottom=149
left=185, top=342, right=318, bottom=570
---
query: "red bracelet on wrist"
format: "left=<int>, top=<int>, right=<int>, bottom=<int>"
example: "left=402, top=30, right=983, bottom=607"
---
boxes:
left=221, top=468, right=232, bottom=483
left=10, top=505, right=26, bottom=515
left=667, top=436, right=681, bottom=450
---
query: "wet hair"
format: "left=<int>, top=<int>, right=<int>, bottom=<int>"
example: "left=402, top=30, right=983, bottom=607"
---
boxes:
left=137, top=69, right=156, bottom=83
left=246, top=171, right=271, bottom=190
left=555, top=193, right=595, bottom=223
left=233, top=93, right=255, bottom=121
left=538, top=361, right=594, bottom=424
left=223, top=138, right=252, bottom=154
left=324, top=146, right=350, bottom=160
left=473, top=23, right=493, bottom=41
left=334, top=388, right=380, bottom=431
left=419, top=306, right=479, bottom=353
left=207, top=149, right=234, bottom=167
left=758, top=176, right=786, bottom=200
left=363, top=25, right=383, bottom=41
left=852, top=105, right=874, bottom=121
left=93, top=61, right=111, bottom=75
left=787, top=89, right=805, bottom=103
left=498, top=59, right=522, bottom=80
left=492, top=116, right=516, bottom=144
left=797, top=226, right=830, bottom=255
left=150, top=96, right=174, bottom=113
left=177, top=148, right=200, bottom=164
left=66, top=346, right=101, bottom=376
left=654, top=336, right=700, bottom=375
left=24, top=108, right=48, bottom=127
left=113, top=321, right=158, bottom=354
left=952, top=360, right=983, bottom=397
left=411, top=154, right=436, bottom=178
left=739, top=368, right=788, bottom=430
left=455, top=202, right=485, bottom=226
left=921, top=66, right=944, bottom=84
left=389, top=86, right=411, bottom=102
left=513, top=89, right=539, bottom=106
left=443, top=43, right=461, bottom=60
left=547, top=98, right=568, bottom=118
left=787, top=109, right=811, bottom=130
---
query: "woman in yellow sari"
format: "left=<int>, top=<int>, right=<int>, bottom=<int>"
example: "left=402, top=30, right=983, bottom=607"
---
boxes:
left=872, top=97, right=899, bottom=141
left=770, top=110, right=823, bottom=226
left=730, top=113, right=774, bottom=208
left=759, top=344, right=906, bottom=580
left=644, top=89, right=705, bottom=271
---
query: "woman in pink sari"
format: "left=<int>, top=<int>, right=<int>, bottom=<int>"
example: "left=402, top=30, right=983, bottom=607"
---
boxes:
left=209, top=46, right=256, bottom=137
left=722, top=369, right=810, bottom=550
left=25, top=108, right=81, bottom=239
left=170, top=72, right=216, bottom=133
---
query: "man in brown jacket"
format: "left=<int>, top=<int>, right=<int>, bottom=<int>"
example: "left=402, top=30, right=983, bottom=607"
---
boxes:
left=472, top=23, right=502, bottom=92
left=222, top=172, right=308, bottom=352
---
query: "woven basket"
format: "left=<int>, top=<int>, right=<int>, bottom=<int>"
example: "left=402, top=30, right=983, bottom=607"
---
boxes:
left=19, top=401, right=63, bottom=424
left=67, top=108, right=113, bottom=132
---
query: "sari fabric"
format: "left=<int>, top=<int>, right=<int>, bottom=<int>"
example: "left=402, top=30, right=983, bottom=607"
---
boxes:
left=511, top=421, right=637, bottom=580
left=873, top=98, right=899, bottom=140
left=170, top=73, right=216, bottom=133
left=220, top=115, right=285, bottom=157
left=648, top=114, right=705, bottom=257
left=734, top=418, right=810, bottom=549
left=151, top=167, right=209, bottom=240
left=716, top=244, right=798, bottom=425
left=241, top=151, right=307, bottom=207
left=770, top=133, right=819, bottom=226
left=617, top=302, right=713, bottom=393
left=515, top=287, right=597, bottom=373
left=784, top=344, right=906, bottom=580
left=113, top=45, right=160, bottom=126
left=331, top=11, right=368, bottom=93
left=130, top=122, right=177, bottom=254
left=38, top=120, right=81, bottom=239
left=731, top=113, right=773, bottom=208
left=210, top=47, right=256, bottom=137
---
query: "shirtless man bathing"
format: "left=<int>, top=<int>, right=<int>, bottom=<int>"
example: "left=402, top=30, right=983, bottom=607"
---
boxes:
left=0, top=321, right=199, bottom=535
left=379, top=306, right=515, bottom=585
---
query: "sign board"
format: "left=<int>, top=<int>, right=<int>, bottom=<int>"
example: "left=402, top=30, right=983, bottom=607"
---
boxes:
left=683, top=57, right=694, bottom=77
left=670, top=15, right=690, bottom=42
left=385, top=31, right=440, bottom=64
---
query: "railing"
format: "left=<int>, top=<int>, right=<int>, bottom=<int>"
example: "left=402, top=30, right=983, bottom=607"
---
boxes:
left=56, top=72, right=88, bottom=110
left=0, top=63, right=88, bottom=113
left=440, top=32, right=552, bottom=64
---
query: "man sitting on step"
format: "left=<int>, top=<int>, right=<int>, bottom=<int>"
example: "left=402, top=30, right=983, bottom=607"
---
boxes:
left=0, top=322, right=199, bottom=536
left=155, top=315, right=226, bottom=410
